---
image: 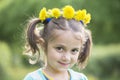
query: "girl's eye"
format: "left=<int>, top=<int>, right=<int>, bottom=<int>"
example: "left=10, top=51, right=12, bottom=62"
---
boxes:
left=71, top=49, right=79, bottom=55
left=55, top=47, right=64, bottom=52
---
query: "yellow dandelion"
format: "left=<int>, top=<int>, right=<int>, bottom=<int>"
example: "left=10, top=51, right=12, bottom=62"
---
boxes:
left=39, top=7, right=47, bottom=21
left=52, top=8, right=60, bottom=18
left=74, top=10, right=82, bottom=21
left=47, top=9, right=52, bottom=17
left=80, top=9, right=87, bottom=20
left=74, top=9, right=87, bottom=21
left=83, top=13, right=91, bottom=24
left=63, top=5, right=75, bottom=19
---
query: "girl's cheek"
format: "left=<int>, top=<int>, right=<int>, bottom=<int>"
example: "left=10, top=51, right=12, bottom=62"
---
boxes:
left=71, top=56, right=78, bottom=62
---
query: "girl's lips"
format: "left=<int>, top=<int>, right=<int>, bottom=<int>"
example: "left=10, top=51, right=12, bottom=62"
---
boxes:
left=58, top=61, right=69, bottom=66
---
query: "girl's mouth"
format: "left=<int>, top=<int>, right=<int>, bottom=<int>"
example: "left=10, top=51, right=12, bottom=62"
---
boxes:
left=58, top=61, right=70, bottom=66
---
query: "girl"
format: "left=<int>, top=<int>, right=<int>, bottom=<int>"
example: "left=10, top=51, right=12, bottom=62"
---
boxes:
left=24, top=5, right=92, bottom=80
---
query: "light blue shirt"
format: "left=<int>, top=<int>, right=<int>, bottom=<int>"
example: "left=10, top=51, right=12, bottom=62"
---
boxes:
left=24, top=68, right=88, bottom=80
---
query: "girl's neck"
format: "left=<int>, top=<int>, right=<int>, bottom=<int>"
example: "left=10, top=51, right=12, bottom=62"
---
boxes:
left=43, top=66, right=70, bottom=80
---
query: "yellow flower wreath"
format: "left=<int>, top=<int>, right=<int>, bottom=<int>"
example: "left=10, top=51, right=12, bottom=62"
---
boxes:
left=39, top=5, right=91, bottom=24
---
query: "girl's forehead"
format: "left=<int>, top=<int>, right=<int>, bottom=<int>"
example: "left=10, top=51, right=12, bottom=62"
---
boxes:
left=56, top=30, right=81, bottom=38
left=49, top=30, right=82, bottom=44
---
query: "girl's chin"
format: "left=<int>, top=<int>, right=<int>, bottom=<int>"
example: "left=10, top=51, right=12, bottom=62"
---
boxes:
left=56, top=67, right=69, bottom=72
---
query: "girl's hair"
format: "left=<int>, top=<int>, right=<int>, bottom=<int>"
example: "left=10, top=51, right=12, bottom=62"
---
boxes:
left=24, top=17, right=92, bottom=68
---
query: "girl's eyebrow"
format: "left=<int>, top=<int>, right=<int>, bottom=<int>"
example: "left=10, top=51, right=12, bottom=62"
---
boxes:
left=55, top=44, right=80, bottom=49
left=72, top=48, right=80, bottom=49
left=55, top=44, right=66, bottom=47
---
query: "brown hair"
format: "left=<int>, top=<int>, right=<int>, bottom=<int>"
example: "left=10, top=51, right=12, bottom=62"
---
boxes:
left=24, top=17, right=92, bottom=68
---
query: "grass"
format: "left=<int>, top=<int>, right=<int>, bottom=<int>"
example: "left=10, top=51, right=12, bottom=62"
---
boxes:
left=91, top=44, right=120, bottom=58
left=0, top=0, right=13, bottom=11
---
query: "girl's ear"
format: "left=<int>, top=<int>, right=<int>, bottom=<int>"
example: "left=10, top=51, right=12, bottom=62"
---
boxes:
left=37, top=38, right=45, bottom=47
left=34, top=27, right=45, bottom=46
left=38, top=38, right=47, bottom=54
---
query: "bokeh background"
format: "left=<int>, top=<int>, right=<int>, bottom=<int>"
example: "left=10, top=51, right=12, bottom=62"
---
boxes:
left=0, top=0, right=120, bottom=80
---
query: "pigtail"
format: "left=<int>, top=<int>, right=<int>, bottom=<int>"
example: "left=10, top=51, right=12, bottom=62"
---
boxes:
left=78, top=30, right=92, bottom=69
left=27, top=18, right=41, bottom=54
left=24, top=18, right=43, bottom=64
left=24, top=17, right=52, bottom=64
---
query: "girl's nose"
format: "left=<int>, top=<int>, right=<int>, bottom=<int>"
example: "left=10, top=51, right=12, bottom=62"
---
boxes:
left=61, top=53, right=70, bottom=61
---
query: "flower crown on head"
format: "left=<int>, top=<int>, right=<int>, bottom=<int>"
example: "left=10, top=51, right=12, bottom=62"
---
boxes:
left=39, top=5, right=91, bottom=25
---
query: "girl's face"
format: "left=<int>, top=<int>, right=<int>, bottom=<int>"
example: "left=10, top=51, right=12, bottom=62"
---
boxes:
left=46, top=30, right=82, bottom=72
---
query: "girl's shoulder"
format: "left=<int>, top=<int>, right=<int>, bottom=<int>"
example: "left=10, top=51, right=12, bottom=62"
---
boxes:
left=68, top=69, right=88, bottom=80
left=24, top=68, right=45, bottom=80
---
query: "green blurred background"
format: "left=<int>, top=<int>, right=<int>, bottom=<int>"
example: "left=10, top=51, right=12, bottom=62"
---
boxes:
left=0, top=0, right=120, bottom=80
